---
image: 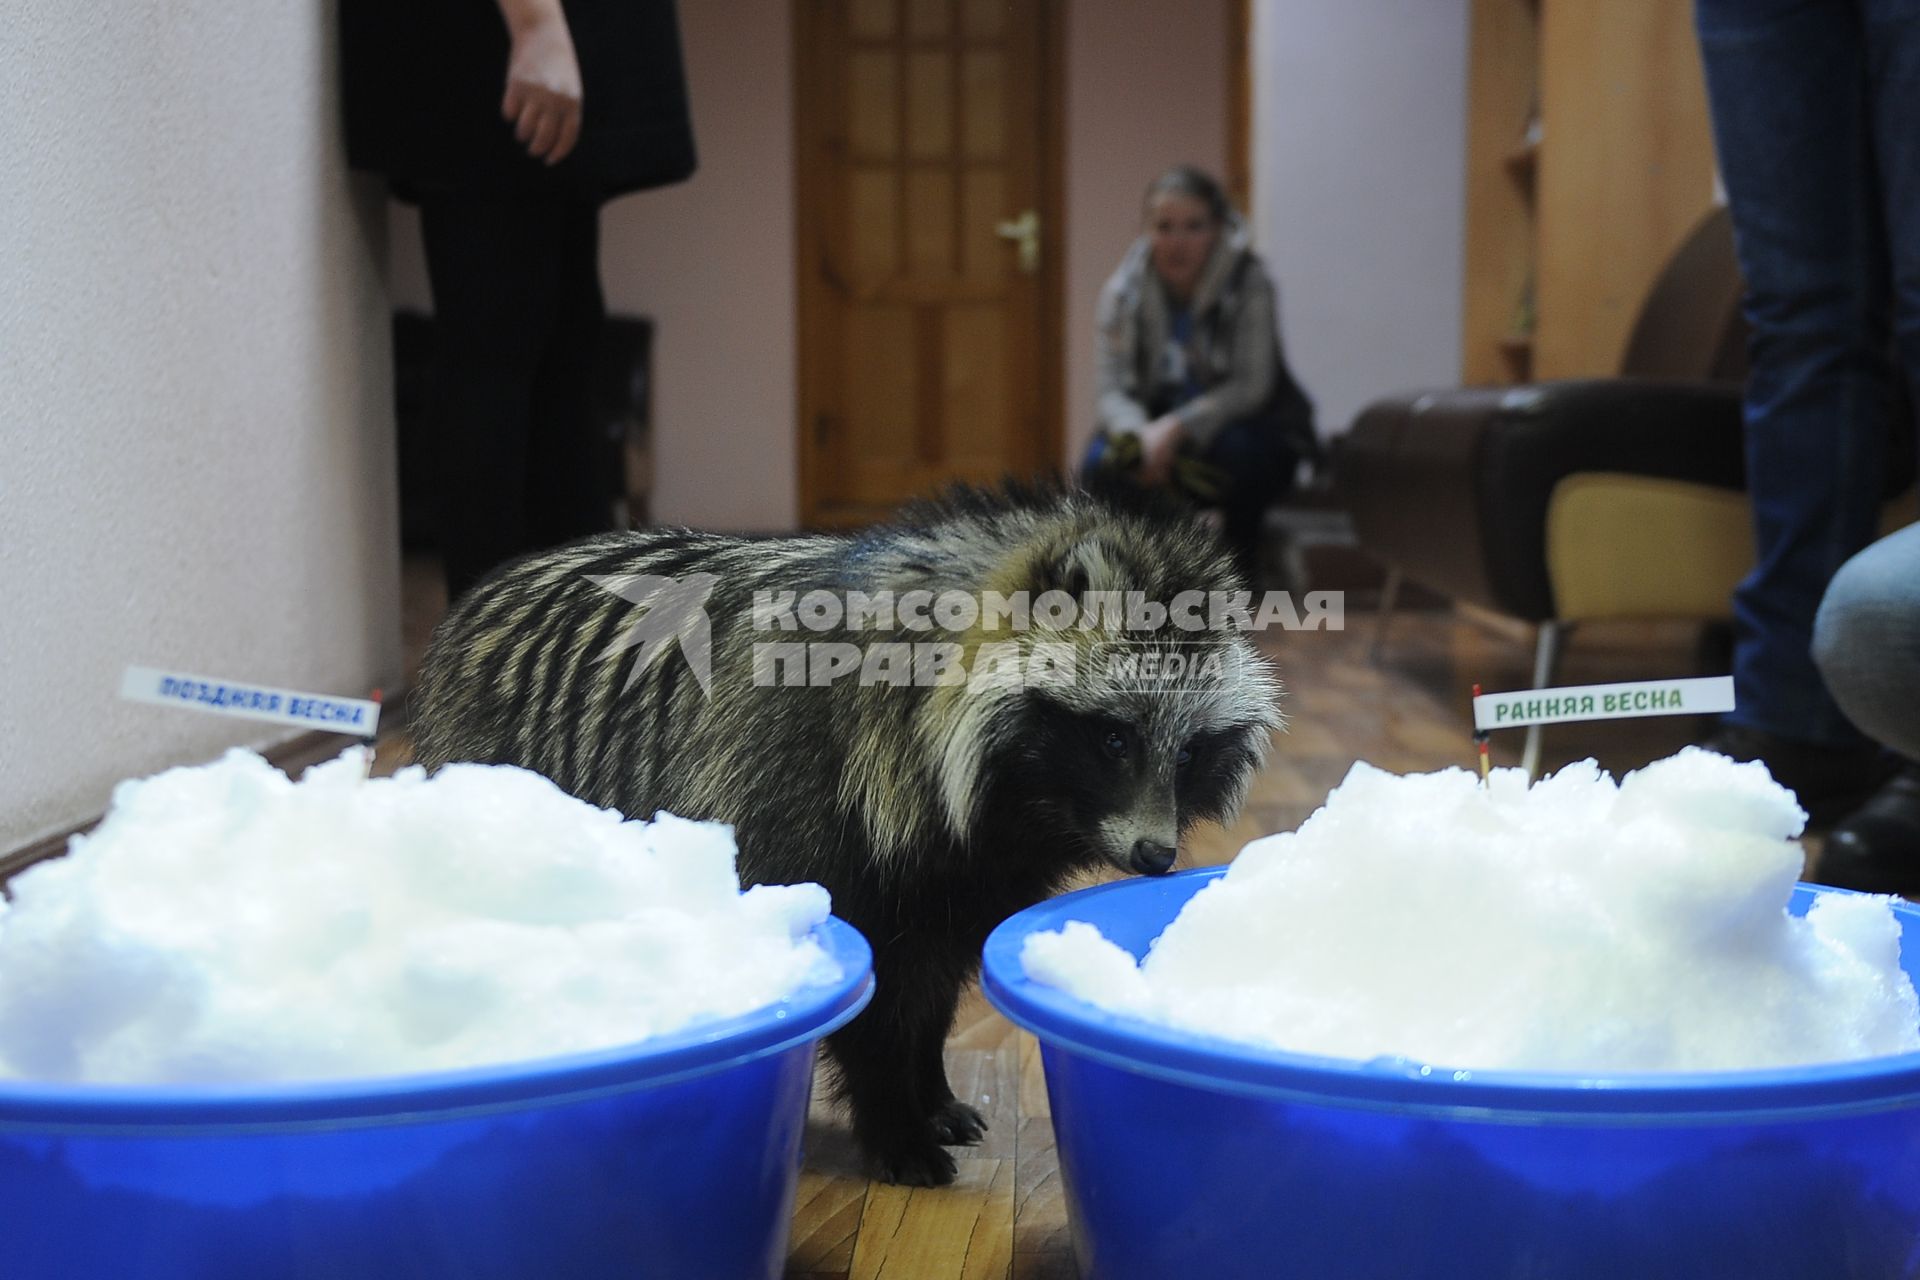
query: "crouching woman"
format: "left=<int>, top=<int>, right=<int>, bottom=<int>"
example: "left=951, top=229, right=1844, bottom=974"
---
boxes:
left=1087, top=165, right=1318, bottom=581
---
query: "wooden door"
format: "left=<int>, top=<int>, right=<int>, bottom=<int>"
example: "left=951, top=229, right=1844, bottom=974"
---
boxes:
left=797, top=0, right=1062, bottom=528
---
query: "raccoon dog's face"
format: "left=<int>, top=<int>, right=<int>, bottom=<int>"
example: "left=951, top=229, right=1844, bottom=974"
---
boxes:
left=907, top=488, right=1282, bottom=877
left=998, top=671, right=1273, bottom=876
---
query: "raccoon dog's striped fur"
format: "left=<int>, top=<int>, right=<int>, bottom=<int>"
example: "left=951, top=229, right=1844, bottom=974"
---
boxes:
left=411, top=481, right=1281, bottom=1186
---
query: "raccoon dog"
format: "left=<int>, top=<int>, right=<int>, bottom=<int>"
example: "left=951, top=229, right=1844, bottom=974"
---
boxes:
left=410, top=482, right=1281, bottom=1185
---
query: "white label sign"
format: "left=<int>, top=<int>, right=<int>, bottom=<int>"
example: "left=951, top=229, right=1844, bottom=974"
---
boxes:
left=1473, top=676, right=1734, bottom=731
left=121, top=666, right=381, bottom=736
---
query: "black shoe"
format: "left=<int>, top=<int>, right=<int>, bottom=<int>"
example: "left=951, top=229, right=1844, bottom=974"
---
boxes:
left=1695, top=724, right=1895, bottom=831
left=1814, top=765, right=1920, bottom=895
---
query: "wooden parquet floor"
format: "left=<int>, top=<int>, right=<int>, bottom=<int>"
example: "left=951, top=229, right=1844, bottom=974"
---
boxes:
left=394, top=555, right=1829, bottom=1279
left=774, top=605, right=1767, bottom=1280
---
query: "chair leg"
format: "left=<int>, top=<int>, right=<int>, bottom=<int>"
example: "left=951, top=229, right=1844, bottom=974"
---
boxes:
left=1369, top=567, right=1403, bottom=665
left=1521, top=620, right=1568, bottom=780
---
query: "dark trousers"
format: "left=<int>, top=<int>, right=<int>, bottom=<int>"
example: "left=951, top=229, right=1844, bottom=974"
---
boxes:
left=1695, top=0, right=1920, bottom=746
left=1206, top=416, right=1298, bottom=578
left=1080, top=415, right=1299, bottom=580
left=419, top=194, right=610, bottom=601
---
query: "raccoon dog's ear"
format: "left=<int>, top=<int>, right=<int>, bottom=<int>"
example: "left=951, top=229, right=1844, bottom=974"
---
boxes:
left=1044, top=551, right=1092, bottom=600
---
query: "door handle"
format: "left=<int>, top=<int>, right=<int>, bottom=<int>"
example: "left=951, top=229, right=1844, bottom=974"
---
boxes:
left=994, top=209, right=1041, bottom=274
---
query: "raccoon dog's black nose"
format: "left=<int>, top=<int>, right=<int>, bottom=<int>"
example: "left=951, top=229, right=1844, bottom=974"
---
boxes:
left=1129, top=840, right=1178, bottom=876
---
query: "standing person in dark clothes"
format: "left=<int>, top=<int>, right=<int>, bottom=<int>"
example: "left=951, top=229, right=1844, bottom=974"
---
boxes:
left=1688, top=0, right=1918, bottom=841
left=342, top=0, right=696, bottom=600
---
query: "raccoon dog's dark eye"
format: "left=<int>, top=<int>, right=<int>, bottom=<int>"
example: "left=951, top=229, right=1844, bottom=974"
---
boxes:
left=1103, top=730, right=1128, bottom=759
left=1176, top=742, right=1194, bottom=768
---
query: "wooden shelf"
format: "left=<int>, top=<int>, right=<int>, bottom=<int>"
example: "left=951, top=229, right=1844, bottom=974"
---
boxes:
left=1461, top=0, right=1541, bottom=386
left=1497, top=334, right=1534, bottom=380
left=1463, top=0, right=1716, bottom=385
left=1503, top=141, right=1537, bottom=181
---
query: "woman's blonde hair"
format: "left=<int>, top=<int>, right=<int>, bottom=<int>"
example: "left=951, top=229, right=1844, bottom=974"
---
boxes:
left=1143, top=165, right=1230, bottom=225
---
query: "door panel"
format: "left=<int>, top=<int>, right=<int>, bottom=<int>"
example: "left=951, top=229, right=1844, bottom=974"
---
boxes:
left=798, top=0, right=1059, bottom=528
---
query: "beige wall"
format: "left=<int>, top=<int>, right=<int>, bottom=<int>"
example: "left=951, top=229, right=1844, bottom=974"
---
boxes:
left=1063, top=0, right=1228, bottom=461
left=389, top=0, right=1229, bottom=529
left=603, top=2, right=799, bottom=529
left=1251, top=0, right=1469, bottom=437
left=0, top=2, right=403, bottom=848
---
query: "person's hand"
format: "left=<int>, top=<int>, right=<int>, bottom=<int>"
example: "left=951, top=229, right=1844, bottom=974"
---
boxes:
left=500, top=6, right=583, bottom=165
left=1139, top=415, right=1186, bottom=486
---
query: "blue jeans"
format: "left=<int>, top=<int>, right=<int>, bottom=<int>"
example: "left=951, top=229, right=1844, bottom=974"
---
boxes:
left=1813, top=523, right=1920, bottom=760
left=1695, top=0, right=1920, bottom=745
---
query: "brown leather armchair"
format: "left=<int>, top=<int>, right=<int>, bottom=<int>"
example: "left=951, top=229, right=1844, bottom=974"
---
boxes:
left=1339, top=206, right=1914, bottom=774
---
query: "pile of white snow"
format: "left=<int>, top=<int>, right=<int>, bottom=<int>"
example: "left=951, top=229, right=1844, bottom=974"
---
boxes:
left=0, top=749, right=838, bottom=1083
left=1024, top=749, right=1920, bottom=1072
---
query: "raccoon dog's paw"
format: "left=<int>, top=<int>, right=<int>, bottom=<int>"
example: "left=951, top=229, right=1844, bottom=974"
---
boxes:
left=929, top=1098, right=987, bottom=1146
left=870, top=1133, right=960, bottom=1187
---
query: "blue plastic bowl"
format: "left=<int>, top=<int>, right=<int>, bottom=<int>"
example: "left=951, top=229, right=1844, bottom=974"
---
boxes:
left=0, top=916, right=871, bottom=1280
left=984, top=867, right=1920, bottom=1280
